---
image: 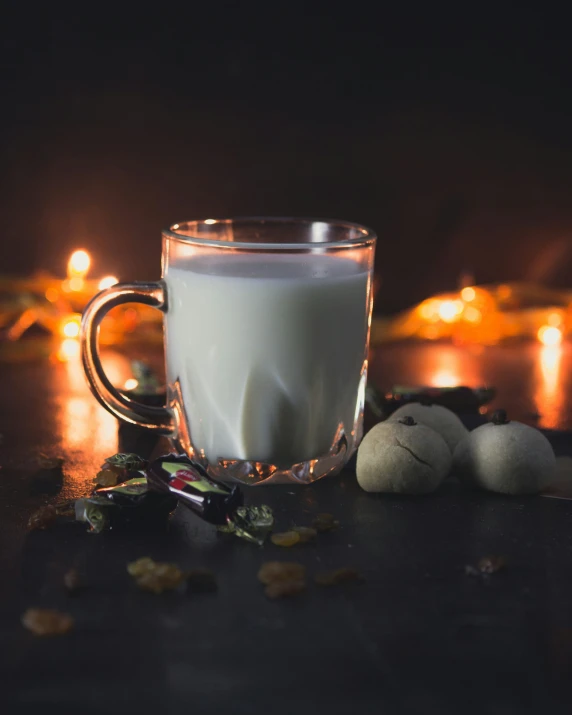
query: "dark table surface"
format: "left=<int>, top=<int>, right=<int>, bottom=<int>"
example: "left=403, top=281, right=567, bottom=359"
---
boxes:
left=1, top=343, right=572, bottom=715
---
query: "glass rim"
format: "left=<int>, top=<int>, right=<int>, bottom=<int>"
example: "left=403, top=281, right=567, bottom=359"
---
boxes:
left=162, top=216, right=377, bottom=250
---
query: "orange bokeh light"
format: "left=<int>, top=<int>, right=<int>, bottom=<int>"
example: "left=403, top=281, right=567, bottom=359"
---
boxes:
left=461, top=287, right=476, bottom=302
left=537, top=325, right=562, bottom=346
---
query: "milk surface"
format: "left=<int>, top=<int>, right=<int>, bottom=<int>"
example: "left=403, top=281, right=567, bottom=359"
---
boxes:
left=165, top=253, right=370, bottom=466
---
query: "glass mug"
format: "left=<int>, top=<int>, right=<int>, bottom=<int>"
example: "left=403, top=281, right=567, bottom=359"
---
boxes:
left=81, top=218, right=376, bottom=484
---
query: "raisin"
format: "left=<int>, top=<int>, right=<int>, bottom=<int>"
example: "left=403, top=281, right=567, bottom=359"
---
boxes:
left=258, top=561, right=306, bottom=585
left=127, top=558, right=185, bottom=594
left=22, top=608, right=74, bottom=636
left=312, top=513, right=339, bottom=532
left=265, top=579, right=306, bottom=599
left=271, top=531, right=301, bottom=547
left=292, top=526, right=317, bottom=543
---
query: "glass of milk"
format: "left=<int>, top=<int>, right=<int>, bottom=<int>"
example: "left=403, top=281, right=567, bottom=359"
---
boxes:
left=81, top=218, right=376, bottom=484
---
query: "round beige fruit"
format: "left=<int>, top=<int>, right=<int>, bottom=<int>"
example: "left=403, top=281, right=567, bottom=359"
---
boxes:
left=453, top=410, right=556, bottom=494
left=389, top=402, right=469, bottom=454
left=356, top=416, right=452, bottom=494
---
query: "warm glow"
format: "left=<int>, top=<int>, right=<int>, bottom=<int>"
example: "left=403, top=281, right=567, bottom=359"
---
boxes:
left=62, top=317, right=80, bottom=337
left=464, top=306, right=482, bottom=324
left=45, top=287, right=59, bottom=303
left=535, top=345, right=563, bottom=429
left=548, top=312, right=562, bottom=327
left=438, top=300, right=463, bottom=323
left=538, top=325, right=562, bottom=346
left=461, top=287, right=476, bottom=302
left=57, top=338, right=80, bottom=361
left=419, top=301, right=436, bottom=320
left=430, top=369, right=458, bottom=387
left=204, top=218, right=217, bottom=224
left=68, top=249, right=91, bottom=276
left=124, top=378, right=139, bottom=391
left=98, top=275, right=118, bottom=290
left=69, top=277, right=84, bottom=292
left=497, top=284, right=511, bottom=300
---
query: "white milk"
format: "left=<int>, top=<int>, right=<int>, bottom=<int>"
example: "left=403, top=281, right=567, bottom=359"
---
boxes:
left=165, top=253, right=370, bottom=466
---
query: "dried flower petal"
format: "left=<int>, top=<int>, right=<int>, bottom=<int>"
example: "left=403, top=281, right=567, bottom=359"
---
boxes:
left=312, top=513, right=340, bottom=532
left=22, top=608, right=74, bottom=636
left=292, top=526, right=317, bottom=543
left=477, top=556, right=506, bottom=574
left=265, top=579, right=306, bottom=599
left=314, top=568, right=363, bottom=586
left=27, top=504, right=58, bottom=531
left=186, top=569, right=218, bottom=593
left=258, top=561, right=306, bottom=585
left=271, top=531, right=301, bottom=547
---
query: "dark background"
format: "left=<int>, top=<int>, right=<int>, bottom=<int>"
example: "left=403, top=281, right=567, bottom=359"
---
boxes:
left=3, top=3, right=572, bottom=314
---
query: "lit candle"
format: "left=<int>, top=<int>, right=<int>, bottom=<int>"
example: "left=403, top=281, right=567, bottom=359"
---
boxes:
left=67, top=250, right=91, bottom=292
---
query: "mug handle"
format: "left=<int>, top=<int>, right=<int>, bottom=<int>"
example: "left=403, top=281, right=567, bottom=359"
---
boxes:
left=80, top=281, right=174, bottom=434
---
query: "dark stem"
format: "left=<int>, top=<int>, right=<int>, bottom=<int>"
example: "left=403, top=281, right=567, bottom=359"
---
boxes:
left=491, top=409, right=510, bottom=425
left=398, top=416, right=417, bottom=426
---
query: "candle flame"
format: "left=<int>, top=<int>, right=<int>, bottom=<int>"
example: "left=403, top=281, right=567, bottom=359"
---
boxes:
left=438, top=300, right=463, bottom=323
left=68, top=250, right=91, bottom=276
left=124, top=378, right=139, bottom=391
left=538, top=325, right=562, bottom=346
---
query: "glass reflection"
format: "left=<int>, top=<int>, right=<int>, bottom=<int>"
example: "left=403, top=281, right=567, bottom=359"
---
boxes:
left=535, top=345, right=563, bottom=429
